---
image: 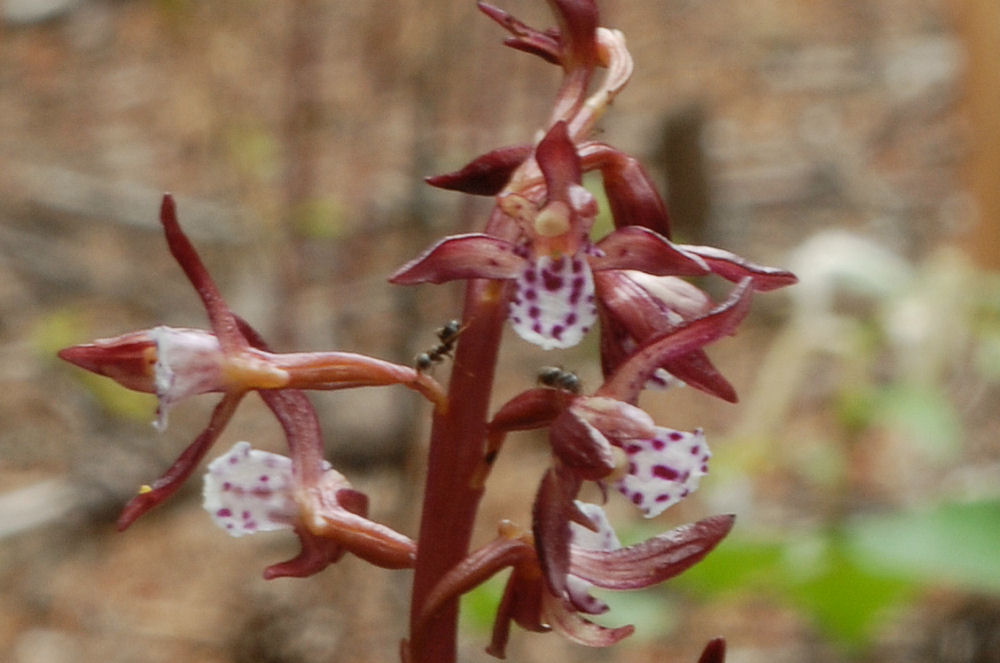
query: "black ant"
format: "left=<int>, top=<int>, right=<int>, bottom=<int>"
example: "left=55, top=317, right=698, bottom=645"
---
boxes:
left=415, top=319, right=463, bottom=372
left=537, top=366, right=582, bottom=394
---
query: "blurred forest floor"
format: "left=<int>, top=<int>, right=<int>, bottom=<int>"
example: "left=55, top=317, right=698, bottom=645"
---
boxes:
left=1, top=1, right=998, bottom=662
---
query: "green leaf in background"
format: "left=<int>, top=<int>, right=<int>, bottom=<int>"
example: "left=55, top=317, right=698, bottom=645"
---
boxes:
left=672, top=533, right=915, bottom=651
left=846, top=500, right=1000, bottom=593
left=460, top=569, right=508, bottom=635
left=875, top=382, right=962, bottom=461
left=670, top=537, right=787, bottom=597
left=782, top=539, right=915, bottom=649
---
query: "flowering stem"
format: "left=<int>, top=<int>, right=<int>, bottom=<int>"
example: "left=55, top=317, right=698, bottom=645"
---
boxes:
left=408, top=278, right=509, bottom=663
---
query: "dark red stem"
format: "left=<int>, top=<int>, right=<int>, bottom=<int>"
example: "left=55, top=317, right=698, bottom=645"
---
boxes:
left=407, top=278, right=509, bottom=663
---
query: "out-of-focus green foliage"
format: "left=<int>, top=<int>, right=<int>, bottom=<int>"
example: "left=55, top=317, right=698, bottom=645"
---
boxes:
left=672, top=531, right=915, bottom=651
left=847, top=500, right=1000, bottom=593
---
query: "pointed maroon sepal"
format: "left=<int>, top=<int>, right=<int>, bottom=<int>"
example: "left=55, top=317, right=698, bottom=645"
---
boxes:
left=698, top=637, right=727, bottom=663
left=583, top=142, right=672, bottom=237
left=536, top=121, right=582, bottom=203
left=159, top=194, right=244, bottom=350
left=684, top=245, right=798, bottom=291
left=601, top=279, right=754, bottom=403
left=58, top=331, right=157, bottom=393
left=489, top=387, right=573, bottom=434
left=116, top=392, right=243, bottom=530
left=478, top=2, right=562, bottom=65
left=547, top=0, right=599, bottom=70
left=426, top=144, right=532, bottom=196
left=592, top=226, right=708, bottom=276
left=662, top=351, right=739, bottom=403
left=532, top=465, right=587, bottom=601
left=262, top=525, right=347, bottom=579
left=388, top=233, right=525, bottom=285
left=570, top=514, right=735, bottom=589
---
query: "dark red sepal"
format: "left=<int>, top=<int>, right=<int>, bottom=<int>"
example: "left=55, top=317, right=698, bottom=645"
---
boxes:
left=489, top=387, right=572, bottom=434
left=570, top=514, right=735, bottom=589
left=584, top=143, right=672, bottom=237
left=661, top=351, right=738, bottom=403
left=546, top=0, right=599, bottom=70
left=684, top=245, right=798, bottom=291
left=532, top=465, right=586, bottom=602
left=116, top=392, right=243, bottom=530
left=536, top=121, right=582, bottom=203
left=426, top=144, right=532, bottom=195
left=159, top=194, right=244, bottom=351
left=478, top=2, right=562, bottom=65
left=262, top=524, right=346, bottom=579
left=601, top=279, right=753, bottom=403
left=698, top=637, right=727, bottom=663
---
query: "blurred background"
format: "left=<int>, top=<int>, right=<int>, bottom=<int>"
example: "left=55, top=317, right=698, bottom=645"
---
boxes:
left=1, top=1, right=998, bottom=662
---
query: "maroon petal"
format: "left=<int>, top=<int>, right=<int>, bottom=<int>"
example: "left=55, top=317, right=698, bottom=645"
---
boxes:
left=426, top=144, right=532, bottom=196
left=478, top=1, right=562, bottom=65
left=570, top=514, right=734, bottom=588
left=543, top=594, right=634, bottom=647
left=490, top=387, right=572, bottom=433
left=489, top=573, right=550, bottom=659
left=116, top=391, right=244, bottom=530
left=536, top=121, right=582, bottom=203
left=258, top=388, right=327, bottom=487
left=159, top=194, right=244, bottom=351
left=262, top=524, right=346, bottom=579
left=58, top=331, right=157, bottom=394
left=546, top=0, right=599, bottom=70
left=549, top=409, right=617, bottom=480
left=418, top=537, right=535, bottom=631
left=698, top=637, right=727, bottom=663
left=582, top=143, right=672, bottom=237
left=389, top=233, right=525, bottom=285
left=533, top=465, right=584, bottom=603
left=600, top=279, right=753, bottom=403
left=682, top=245, right=798, bottom=291
left=591, top=226, right=708, bottom=276
left=661, top=351, right=738, bottom=403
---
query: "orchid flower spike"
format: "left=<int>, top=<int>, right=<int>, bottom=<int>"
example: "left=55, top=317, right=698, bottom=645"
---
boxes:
left=59, top=195, right=444, bottom=531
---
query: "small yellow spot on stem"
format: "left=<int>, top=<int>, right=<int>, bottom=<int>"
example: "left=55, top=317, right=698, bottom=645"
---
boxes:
left=138, top=484, right=152, bottom=495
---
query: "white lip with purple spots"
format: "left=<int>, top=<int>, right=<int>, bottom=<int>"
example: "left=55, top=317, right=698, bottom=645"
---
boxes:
left=509, top=254, right=597, bottom=350
left=203, top=441, right=300, bottom=537
left=614, top=427, right=710, bottom=518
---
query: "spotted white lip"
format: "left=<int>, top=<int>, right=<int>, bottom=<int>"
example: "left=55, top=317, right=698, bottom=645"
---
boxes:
left=509, top=254, right=597, bottom=350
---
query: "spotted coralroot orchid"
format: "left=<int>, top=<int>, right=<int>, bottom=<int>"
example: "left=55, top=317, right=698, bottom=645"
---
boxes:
left=59, top=195, right=425, bottom=575
left=391, top=120, right=708, bottom=350
left=414, top=506, right=734, bottom=658
left=57, top=1, right=794, bottom=662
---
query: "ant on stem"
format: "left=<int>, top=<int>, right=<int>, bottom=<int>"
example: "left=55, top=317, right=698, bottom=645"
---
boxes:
left=415, top=319, right=463, bottom=372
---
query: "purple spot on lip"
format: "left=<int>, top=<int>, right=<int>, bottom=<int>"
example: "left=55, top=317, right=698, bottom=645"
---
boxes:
left=652, top=438, right=666, bottom=450
left=217, top=508, right=232, bottom=518
left=653, top=465, right=680, bottom=480
left=542, top=271, right=564, bottom=291
left=669, top=432, right=683, bottom=441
